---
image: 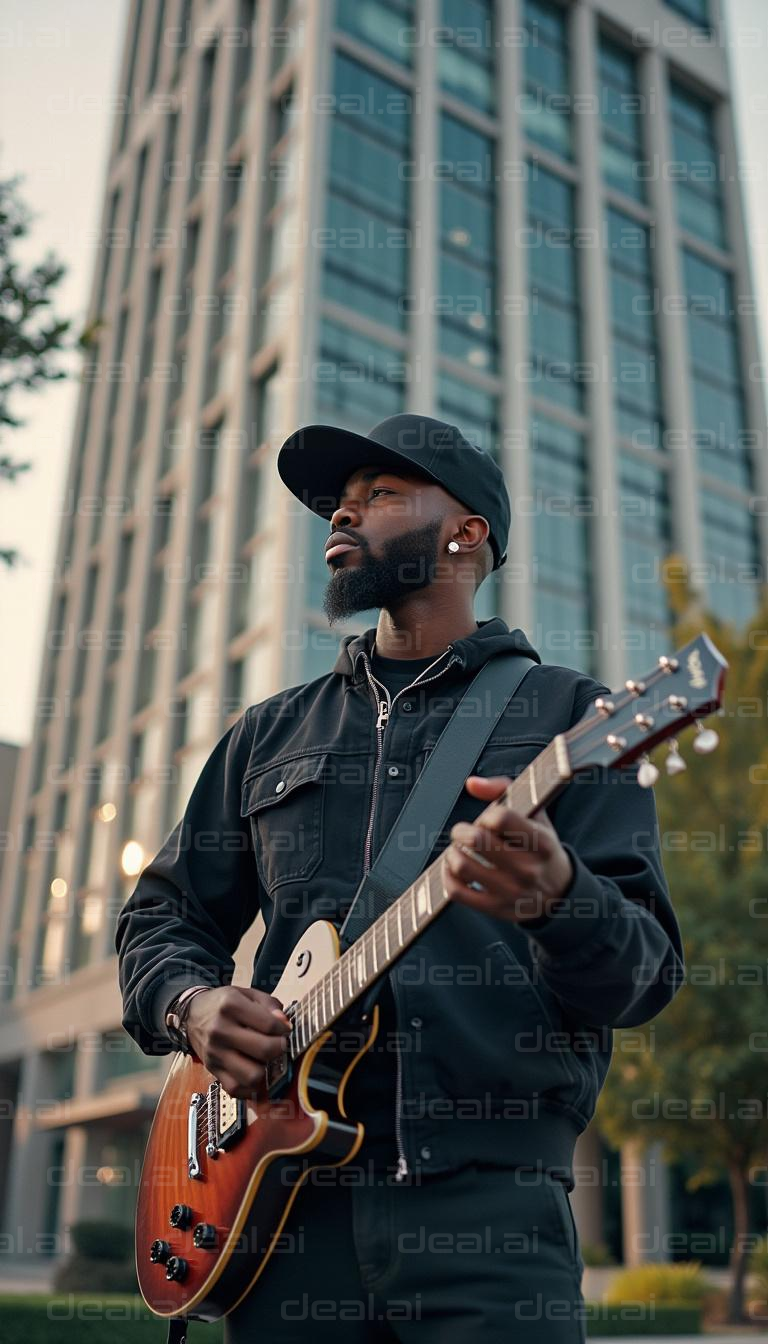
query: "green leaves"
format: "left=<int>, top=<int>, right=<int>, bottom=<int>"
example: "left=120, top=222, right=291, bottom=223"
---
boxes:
left=0, top=174, right=73, bottom=567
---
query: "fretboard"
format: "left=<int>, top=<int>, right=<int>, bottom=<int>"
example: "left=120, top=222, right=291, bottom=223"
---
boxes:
left=287, top=735, right=571, bottom=1057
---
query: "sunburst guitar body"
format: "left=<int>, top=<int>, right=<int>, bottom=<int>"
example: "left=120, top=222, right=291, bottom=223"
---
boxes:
left=135, top=920, right=376, bottom=1322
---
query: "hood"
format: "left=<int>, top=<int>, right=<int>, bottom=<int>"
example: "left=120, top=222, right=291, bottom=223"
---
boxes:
left=333, top=617, right=541, bottom=686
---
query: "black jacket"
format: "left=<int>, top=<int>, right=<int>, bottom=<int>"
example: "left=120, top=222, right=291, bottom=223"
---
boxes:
left=116, top=618, right=683, bottom=1180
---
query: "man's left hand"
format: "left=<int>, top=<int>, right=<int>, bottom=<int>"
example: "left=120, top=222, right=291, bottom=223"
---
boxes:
left=444, top=775, right=574, bottom=924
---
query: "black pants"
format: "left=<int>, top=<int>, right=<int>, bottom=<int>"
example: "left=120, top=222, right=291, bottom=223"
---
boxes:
left=224, top=1159, right=586, bottom=1343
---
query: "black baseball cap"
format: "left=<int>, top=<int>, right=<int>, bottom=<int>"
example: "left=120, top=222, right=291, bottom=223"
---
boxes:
left=277, top=413, right=510, bottom=570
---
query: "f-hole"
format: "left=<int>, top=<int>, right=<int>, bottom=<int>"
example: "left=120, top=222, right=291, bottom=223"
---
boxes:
left=296, top=949, right=312, bottom=977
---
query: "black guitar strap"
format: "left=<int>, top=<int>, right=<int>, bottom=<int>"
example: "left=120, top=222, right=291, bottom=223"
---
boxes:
left=338, top=653, right=537, bottom=952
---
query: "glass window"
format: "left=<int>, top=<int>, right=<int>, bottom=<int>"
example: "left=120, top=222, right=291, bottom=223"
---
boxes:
left=71, top=890, right=105, bottom=970
left=253, top=363, right=286, bottom=451
left=97, top=1030, right=155, bottom=1088
left=306, top=511, right=337, bottom=613
left=530, top=415, right=593, bottom=673
left=130, top=265, right=163, bottom=456
left=322, top=54, right=411, bottom=332
left=146, top=0, right=168, bottom=95
left=172, top=0, right=192, bottom=85
left=231, top=547, right=272, bottom=638
left=700, top=491, right=760, bottom=627
left=300, top=625, right=345, bottom=684
left=35, top=833, right=74, bottom=988
left=256, top=87, right=302, bottom=347
left=598, top=38, right=644, bottom=203
left=117, top=0, right=145, bottom=149
left=438, top=0, right=495, bottom=114
left=438, top=114, right=498, bottom=371
left=121, top=144, right=148, bottom=294
left=231, top=641, right=272, bottom=708
left=206, top=163, right=243, bottom=402
left=228, top=0, right=258, bottom=144
left=669, top=82, right=725, bottom=249
left=437, top=373, right=497, bottom=456
left=619, top=454, right=671, bottom=665
left=95, top=189, right=121, bottom=315
left=189, top=42, right=218, bottom=202
left=308, top=321, right=405, bottom=617
left=525, top=164, right=582, bottom=411
left=336, top=0, right=414, bottom=67
left=437, top=375, right=501, bottom=619
left=607, top=209, right=663, bottom=447
left=316, top=318, right=406, bottom=429
left=161, top=217, right=200, bottom=474
left=666, top=0, right=709, bottom=25
left=522, top=0, right=571, bottom=160
left=682, top=249, right=751, bottom=490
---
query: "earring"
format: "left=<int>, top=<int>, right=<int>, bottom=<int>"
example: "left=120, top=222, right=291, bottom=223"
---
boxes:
left=447, top=541, right=460, bottom=553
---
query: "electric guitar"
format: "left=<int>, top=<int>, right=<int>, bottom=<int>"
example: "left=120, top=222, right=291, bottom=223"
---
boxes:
left=135, top=633, right=727, bottom=1323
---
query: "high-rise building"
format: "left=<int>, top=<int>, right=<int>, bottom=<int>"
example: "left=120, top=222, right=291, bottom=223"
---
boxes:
left=0, top=0, right=763, bottom=1272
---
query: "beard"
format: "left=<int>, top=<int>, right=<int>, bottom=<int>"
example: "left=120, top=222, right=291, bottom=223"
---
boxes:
left=321, top=518, right=444, bottom=627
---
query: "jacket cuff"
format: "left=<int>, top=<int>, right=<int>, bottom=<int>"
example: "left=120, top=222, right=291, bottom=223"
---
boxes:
left=517, top=845, right=610, bottom=960
left=150, top=974, right=218, bottom=1040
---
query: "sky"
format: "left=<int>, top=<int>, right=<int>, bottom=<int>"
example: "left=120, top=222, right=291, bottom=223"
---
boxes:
left=0, top=0, right=766, bottom=747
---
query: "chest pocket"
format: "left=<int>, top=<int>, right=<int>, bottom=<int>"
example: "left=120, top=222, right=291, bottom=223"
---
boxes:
left=474, top=739, right=551, bottom=778
left=415, top=738, right=551, bottom=858
left=240, top=753, right=327, bottom=895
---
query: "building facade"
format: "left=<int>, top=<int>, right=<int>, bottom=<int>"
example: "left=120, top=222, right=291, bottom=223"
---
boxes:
left=0, top=0, right=764, bottom=1271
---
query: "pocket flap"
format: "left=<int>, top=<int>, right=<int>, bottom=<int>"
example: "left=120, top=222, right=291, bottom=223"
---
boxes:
left=240, top=752, right=328, bottom=817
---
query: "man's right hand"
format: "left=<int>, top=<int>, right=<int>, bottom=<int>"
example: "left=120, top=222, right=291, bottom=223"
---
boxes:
left=185, top=986, right=292, bottom=1099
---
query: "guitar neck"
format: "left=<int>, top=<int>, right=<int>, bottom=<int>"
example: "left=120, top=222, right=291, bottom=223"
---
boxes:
left=288, top=735, right=571, bottom=1055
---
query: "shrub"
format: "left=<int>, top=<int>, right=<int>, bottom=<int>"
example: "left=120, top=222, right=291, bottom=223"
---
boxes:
left=53, top=1257, right=138, bottom=1294
left=53, top=1222, right=137, bottom=1295
left=603, top=1261, right=711, bottom=1306
left=69, top=1221, right=134, bottom=1262
left=581, top=1242, right=617, bottom=1267
left=749, top=1236, right=768, bottom=1303
left=0, top=1294, right=224, bottom=1344
left=585, top=1302, right=702, bottom=1336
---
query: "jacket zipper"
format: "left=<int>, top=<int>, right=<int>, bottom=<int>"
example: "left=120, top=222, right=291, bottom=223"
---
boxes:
left=361, top=649, right=459, bottom=873
left=359, top=647, right=461, bottom=1181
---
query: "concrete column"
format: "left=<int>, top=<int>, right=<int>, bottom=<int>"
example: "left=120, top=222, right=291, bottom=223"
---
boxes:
left=497, top=0, right=533, bottom=636
left=409, top=0, right=438, bottom=412
left=621, top=1139, right=671, bottom=1264
left=1, top=1052, right=56, bottom=1258
left=571, top=1, right=625, bottom=688
left=54, top=1033, right=102, bottom=1250
left=639, top=45, right=705, bottom=580
left=572, top=1121, right=606, bottom=1249
left=281, top=0, right=333, bottom=689
left=57, top=1127, right=89, bottom=1256
left=715, top=89, right=768, bottom=571
left=217, top=0, right=275, bottom=714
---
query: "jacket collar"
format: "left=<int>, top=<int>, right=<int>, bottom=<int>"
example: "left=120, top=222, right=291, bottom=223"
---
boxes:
left=333, top=617, right=541, bottom=686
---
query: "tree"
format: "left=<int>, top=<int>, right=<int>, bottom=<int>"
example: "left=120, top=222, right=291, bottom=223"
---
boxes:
left=0, top=173, right=73, bottom=567
left=596, top=557, right=768, bottom=1324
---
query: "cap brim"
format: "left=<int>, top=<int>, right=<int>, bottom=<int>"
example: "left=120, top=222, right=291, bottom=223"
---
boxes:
left=276, top=423, right=438, bottom=520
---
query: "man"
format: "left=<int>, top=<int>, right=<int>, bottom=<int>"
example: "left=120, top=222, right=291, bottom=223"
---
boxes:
left=117, top=413, right=683, bottom=1343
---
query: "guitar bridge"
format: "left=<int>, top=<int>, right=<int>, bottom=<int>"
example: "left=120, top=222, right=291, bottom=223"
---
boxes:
left=205, top=1080, right=245, bottom=1157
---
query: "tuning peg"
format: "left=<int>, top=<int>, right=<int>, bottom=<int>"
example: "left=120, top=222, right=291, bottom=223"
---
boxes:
left=692, top=720, right=719, bottom=754
left=665, top=739, right=687, bottom=776
left=637, top=755, right=659, bottom=788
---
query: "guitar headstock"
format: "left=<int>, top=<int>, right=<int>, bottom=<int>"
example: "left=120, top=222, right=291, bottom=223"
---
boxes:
left=566, top=633, right=728, bottom=786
